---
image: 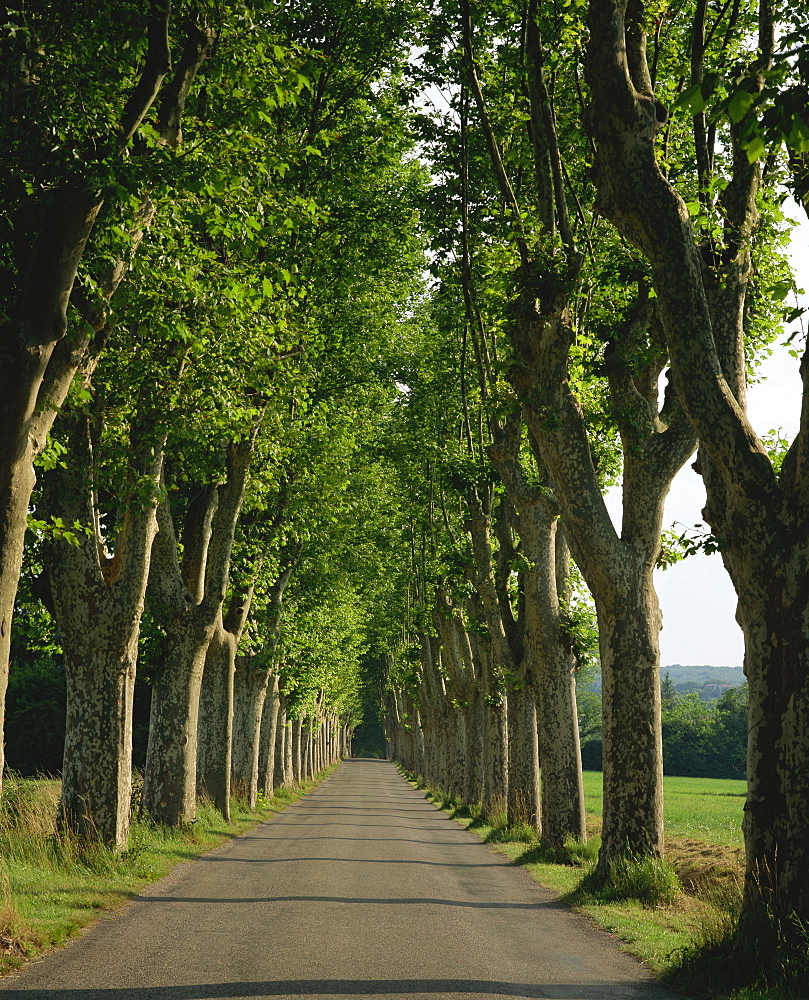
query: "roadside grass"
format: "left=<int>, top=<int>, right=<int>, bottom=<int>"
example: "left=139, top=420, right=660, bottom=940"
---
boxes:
left=407, top=770, right=798, bottom=1000
left=0, top=768, right=334, bottom=976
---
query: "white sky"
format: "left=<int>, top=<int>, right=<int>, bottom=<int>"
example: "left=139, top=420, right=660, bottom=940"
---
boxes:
left=607, top=201, right=807, bottom=668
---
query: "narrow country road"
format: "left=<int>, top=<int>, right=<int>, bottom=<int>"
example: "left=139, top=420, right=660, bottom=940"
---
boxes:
left=3, top=760, right=682, bottom=1000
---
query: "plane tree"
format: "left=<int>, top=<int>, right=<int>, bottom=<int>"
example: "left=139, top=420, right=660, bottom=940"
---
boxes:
left=414, top=0, right=701, bottom=874
left=0, top=1, right=310, bottom=798
left=584, top=0, right=809, bottom=938
left=10, top=0, right=426, bottom=839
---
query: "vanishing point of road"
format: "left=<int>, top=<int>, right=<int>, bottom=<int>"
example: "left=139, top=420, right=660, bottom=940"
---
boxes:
left=3, top=759, right=682, bottom=1000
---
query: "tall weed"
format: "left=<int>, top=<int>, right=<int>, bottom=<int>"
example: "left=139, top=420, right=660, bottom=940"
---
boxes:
left=667, top=871, right=809, bottom=999
left=577, top=853, right=681, bottom=907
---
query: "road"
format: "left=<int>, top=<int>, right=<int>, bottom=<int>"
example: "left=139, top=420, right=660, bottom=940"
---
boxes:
left=3, top=759, right=682, bottom=999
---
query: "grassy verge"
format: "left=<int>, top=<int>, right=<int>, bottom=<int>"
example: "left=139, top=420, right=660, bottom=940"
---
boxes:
left=406, top=771, right=800, bottom=1000
left=0, top=768, right=335, bottom=976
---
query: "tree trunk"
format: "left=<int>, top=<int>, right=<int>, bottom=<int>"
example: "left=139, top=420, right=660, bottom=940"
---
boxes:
left=463, top=689, right=485, bottom=805
left=595, top=574, right=665, bottom=871
left=302, top=717, right=313, bottom=779
left=42, top=414, right=163, bottom=847
left=142, top=618, right=214, bottom=825
left=283, top=715, right=294, bottom=787
left=197, top=620, right=235, bottom=819
left=274, top=699, right=288, bottom=788
left=58, top=640, right=137, bottom=847
left=737, top=593, right=809, bottom=926
left=258, top=674, right=280, bottom=795
left=528, top=517, right=586, bottom=845
left=0, top=194, right=102, bottom=801
left=482, top=693, right=508, bottom=819
left=231, top=658, right=270, bottom=809
left=537, top=646, right=586, bottom=846
left=507, top=683, right=540, bottom=830
left=292, top=716, right=303, bottom=783
left=143, top=440, right=252, bottom=826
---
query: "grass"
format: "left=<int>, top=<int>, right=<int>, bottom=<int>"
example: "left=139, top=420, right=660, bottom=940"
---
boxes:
left=0, top=769, right=334, bottom=975
left=582, top=771, right=746, bottom=846
left=408, top=770, right=801, bottom=1000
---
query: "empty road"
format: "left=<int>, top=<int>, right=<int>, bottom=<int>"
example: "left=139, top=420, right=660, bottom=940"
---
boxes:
left=3, top=759, right=681, bottom=1000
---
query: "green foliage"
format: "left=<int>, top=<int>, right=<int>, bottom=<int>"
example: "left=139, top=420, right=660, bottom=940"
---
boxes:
left=662, top=686, right=748, bottom=780
left=4, top=661, right=65, bottom=778
left=562, top=569, right=600, bottom=679
left=6, top=584, right=65, bottom=776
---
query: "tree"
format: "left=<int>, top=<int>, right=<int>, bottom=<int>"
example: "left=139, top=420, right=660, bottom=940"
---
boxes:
left=584, top=0, right=809, bottom=938
left=0, top=3, right=217, bottom=798
left=405, top=0, right=697, bottom=874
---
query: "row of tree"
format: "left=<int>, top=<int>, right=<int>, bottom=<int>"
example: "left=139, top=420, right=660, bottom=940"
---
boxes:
left=375, top=0, right=809, bottom=954
left=0, top=0, right=424, bottom=848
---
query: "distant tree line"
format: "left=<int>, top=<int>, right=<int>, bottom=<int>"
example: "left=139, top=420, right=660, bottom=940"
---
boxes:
left=581, top=680, right=748, bottom=780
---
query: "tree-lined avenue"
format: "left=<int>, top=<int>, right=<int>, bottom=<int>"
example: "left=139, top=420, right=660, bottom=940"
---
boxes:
left=4, top=761, right=678, bottom=1000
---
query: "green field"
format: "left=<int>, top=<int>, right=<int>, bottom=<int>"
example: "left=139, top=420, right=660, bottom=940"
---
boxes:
left=582, top=771, right=746, bottom=846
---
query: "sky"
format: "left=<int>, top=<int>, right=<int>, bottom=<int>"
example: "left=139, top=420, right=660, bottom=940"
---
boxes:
left=606, top=202, right=807, bottom=668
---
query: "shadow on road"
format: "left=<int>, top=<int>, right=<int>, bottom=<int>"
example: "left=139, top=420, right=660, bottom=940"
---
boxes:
left=198, top=856, right=506, bottom=869
left=133, top=894, right=555, bottom=909
left=0, top=978, right=667, bottom=998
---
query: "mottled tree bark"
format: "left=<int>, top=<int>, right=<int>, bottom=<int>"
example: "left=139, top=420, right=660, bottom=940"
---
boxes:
left=463, top=687, right=485, bottom=805
left=143, top=440, right=252, bottom=825
left=506, top=683, right=539, bottom=828
left=258, top=673, right=281, bottom=795
left=274, top=697, right=288, bottom=788
left=231, top=660, right=268, bottom=808
left=585, top=0, right=809, bottom=923
left=43, top=408, right=164, bottom=847
left=480, top=468, right=585, bottom=845
left=231, top=549, right=297, bottom=805
left=292, top=716, right=303, bottom=783
left=302, top=717, right=313, bottom=779
left=198, top=575, right=258, bottom=818
left=482, top=689, right=508, bottom=820
left=197, top=620, right=235, bottom=819
left=283, top=714, right=294, bottom=787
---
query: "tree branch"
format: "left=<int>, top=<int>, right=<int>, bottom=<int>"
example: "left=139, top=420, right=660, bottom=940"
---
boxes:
left=584, top=0, right=778, bottom=511
left=459, top=0, right=530, bottom=264
left=202, top=439, right=253, bottom=614
left=156, top=22, right=217, bottom=148
left=118, top=0, right=172, bottom=150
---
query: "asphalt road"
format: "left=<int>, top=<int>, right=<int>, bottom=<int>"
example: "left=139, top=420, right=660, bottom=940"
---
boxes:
left=3, top=759, right=682, bottom=1000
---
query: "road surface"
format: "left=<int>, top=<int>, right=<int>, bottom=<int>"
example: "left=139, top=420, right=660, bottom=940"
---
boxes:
left=3, top=759, right=682, bottom=999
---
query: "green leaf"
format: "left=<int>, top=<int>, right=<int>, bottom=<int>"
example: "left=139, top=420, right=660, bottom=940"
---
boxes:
left=768, top=280, right=793, bottom=302
left=727, top=89, right=753, bottom=123
left=744, top=136, right=766, bottom=163
left=674, top=83, right=707, bottom=115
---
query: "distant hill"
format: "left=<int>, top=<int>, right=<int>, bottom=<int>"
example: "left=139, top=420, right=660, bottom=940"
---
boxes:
left=661, top=664, right=745, bottom=687
left=660, top=664, right=745, bottom=701
left=585, top=663, right=745, bottom=696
